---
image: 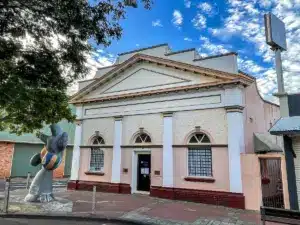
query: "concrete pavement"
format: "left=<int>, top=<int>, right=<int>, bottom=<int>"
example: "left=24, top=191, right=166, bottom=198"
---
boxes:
left=1, top=218, right=133, bottom=225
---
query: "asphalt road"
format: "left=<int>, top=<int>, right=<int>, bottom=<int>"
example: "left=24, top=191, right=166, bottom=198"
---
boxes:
left=0, top=218, right=137, bottom=225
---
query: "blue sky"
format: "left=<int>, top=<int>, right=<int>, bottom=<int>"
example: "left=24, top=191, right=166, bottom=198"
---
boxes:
left=84, top=0, right=300, bottom=102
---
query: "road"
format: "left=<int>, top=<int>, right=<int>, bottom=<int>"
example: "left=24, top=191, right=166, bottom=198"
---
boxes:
left=0, top=218, right=137, bottom=225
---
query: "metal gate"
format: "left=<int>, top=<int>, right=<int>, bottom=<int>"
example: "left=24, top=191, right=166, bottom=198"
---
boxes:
left=260, top=158, right=284, bottom=208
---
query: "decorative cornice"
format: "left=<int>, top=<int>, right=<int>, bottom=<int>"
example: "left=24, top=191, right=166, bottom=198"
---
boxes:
left=225, top=105, right=244, bottom=113
left=71, top=79, right=248, bottom=104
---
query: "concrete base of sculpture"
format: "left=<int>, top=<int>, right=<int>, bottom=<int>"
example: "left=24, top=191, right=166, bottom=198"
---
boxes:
left=1, top=188, right=72, bottom=213
left=25, top=168, right=54, bottom=203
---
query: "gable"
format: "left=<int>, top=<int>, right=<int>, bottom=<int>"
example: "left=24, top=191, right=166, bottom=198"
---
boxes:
left=103, top=68, right=188, bottom=93
left=81, top=62, right=220, bottom=100
left=70, top=53, right=252, bottom=103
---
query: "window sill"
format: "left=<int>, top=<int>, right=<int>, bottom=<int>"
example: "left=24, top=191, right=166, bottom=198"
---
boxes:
left=184, top=177, right=215, bottom=183
left=85, top=171, right=105, bottom=176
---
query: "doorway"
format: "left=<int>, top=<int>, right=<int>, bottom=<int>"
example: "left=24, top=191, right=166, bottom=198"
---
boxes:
left=260, top=158, right=284, bottom=208
left=137, top=154, right=151, bottom=192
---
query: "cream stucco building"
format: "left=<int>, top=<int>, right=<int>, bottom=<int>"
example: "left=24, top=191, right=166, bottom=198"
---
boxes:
left=68, top=44, right=289, bottom=210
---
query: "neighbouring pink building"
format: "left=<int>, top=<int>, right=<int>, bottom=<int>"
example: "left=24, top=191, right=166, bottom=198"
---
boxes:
left=68, top=44, right=289, bottom=210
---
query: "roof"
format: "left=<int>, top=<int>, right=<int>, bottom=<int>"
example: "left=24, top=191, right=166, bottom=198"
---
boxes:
left=70, top=53, right=255, bottom=103
left=254, top=133, right=282, bottom=153
left=269, top=116, right=300, bottom=135
left=165, top=48, right=196, bottom=56
left=0, top=105, right=76, bottom=145
left=118, top=43, right=169, bottom=56
left=193, top=52, right=238, bottom=61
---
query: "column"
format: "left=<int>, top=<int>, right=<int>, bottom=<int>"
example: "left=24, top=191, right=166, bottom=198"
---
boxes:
left=162, top=112, right=174, bottom=187
left=111, top=116, right=123, bottom=183
left=226, top=106, right=245, bottom=193
left=70, top=106, right=83, bottom=182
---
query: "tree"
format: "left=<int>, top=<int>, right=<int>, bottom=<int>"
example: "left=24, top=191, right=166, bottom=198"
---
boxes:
left=0, top=0, right=152, bottom=134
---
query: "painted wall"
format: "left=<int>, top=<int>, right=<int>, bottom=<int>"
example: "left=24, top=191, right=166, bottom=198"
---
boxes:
left=174, top=147, right=230, bottom=192
left=193, top=55, right=238, bottom=74
left=120, top=149, right=132, bottom=184
left=81, top=117, right=115, bottom=145
left=244, top=83, right=281, bottom=153
left=173, top=108, right=228, bottom=144
left=94, top=65, right=117, bottom=79
left=241, top=153, right=290, bottom=210
left=120, top=148, right=163, bottom=187
left=0, top=142, right=14, bottom=178
left=166, top=50, right=196, bottom=63
left=122, top=113, right=163, bottom=145
left=114, top=45, right=238, bottom=74
left=117, top=45, right=169, bottom=63
left=78, top=147, right=113, bottom=182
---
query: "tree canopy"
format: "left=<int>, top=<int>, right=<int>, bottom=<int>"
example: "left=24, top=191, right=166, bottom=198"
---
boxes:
left=0, top=0, right=152, bottom=134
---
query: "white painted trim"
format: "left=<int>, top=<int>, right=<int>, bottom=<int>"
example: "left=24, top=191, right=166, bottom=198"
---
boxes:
left=162, top=115, right=174, bottom=187
left=111, top=119, right=123, bottom=183
left=131, top=149, right=151, bottom=194
left=226, top=110, right=245, bottom=193
left=82, top=90, right=225, bottom=119
left=70, top=106, right=83, bottom=181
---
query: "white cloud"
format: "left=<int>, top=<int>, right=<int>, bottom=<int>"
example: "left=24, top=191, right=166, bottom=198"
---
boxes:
left=184, top=37, right=192, bottom=41
left=198, top=35, right=230, bottom=55
left=184, top=0, right=191, bottom=8
left=192, top=13, right=207, bottom=29
left=198, top=2, right=213, bottom=13
left=209, top=0, right=300, bottom=99
left=152, top=19, right=163, bottom=27
left=172, top=10, right=183, bottom=28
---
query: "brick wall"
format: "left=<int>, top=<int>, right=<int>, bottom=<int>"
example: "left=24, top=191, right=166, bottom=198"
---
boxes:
left=0, top=142, right=14, bottom=178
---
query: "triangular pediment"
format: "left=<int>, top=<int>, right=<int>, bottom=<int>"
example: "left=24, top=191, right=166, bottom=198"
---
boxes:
left=102, top=68, right=188, bottom=94
left=70, top=53, right=251, bottom=103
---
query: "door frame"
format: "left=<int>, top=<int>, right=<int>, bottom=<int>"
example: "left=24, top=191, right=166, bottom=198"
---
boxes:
left=131, top=149, right=151, bottom=194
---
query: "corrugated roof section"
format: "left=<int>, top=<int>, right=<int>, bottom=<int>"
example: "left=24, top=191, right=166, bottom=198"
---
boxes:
left=269, top=116, right=300, bottom=135
left=0, top=105, right=76, bottom=145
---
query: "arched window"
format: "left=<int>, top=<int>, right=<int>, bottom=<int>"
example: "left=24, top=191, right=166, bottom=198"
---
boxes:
left=92, top=136, right=105, bottom=145
left=188, top=132, right=212, bottom=177
left=134, top=133, right=151, bottom=144
left=89, top=136, right=105, bottom=172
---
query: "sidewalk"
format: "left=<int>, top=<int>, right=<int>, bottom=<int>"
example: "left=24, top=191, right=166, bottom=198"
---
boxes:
left=1, top=188, right=284, bottom=225
left=55, top=190, right=263, bottom=225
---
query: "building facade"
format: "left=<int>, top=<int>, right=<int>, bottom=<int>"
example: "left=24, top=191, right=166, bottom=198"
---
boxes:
left=68, top=44, right=287, bottom=210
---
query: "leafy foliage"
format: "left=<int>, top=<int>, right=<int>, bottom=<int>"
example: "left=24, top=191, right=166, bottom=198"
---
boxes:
left=0, top=0, right=152, bottom=134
